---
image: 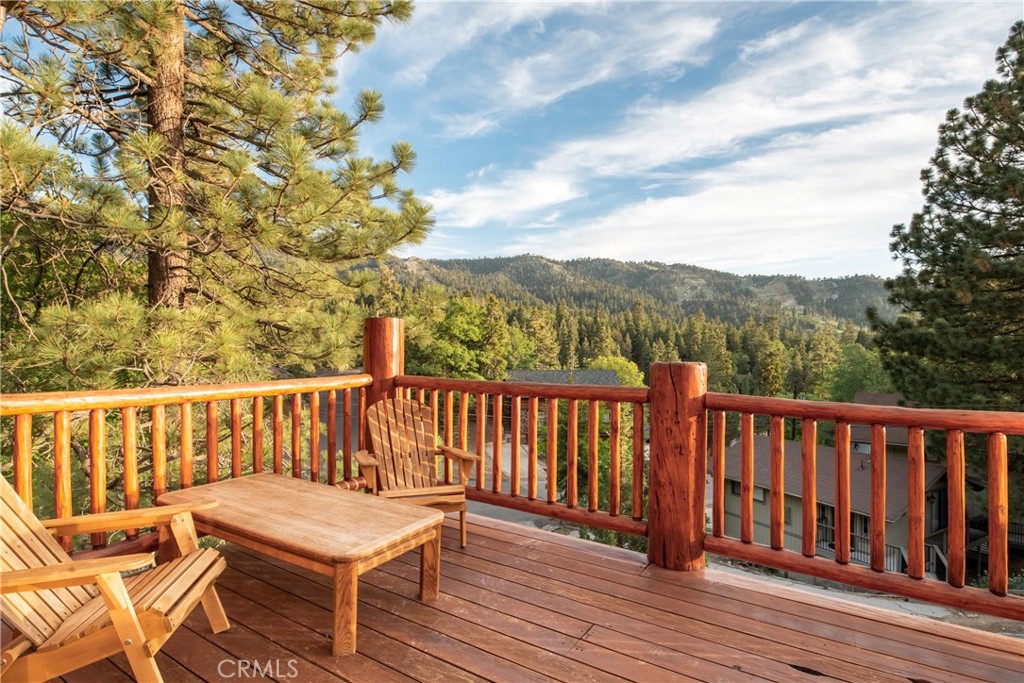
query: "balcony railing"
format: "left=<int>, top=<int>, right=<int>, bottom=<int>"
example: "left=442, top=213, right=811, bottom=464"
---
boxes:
left=1, top=317, right=1022, bottom=622
left=816, top=523, right=907, bottom=574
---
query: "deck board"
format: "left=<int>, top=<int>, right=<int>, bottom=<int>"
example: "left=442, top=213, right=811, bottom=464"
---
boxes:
left=60, top=513, right=1022, bottom=683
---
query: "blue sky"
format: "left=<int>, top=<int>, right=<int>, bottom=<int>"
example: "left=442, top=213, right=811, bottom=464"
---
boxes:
left=339, top=1, right=1021, bottom=278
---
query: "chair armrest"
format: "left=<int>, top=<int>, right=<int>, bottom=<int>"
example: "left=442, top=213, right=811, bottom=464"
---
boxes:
left=0, top=554, right=154, bottom=593
left=353, top=450, right=378, bottom=467
left=438, top=445, right=481, bottom=463
left=41, top=501, right=218, bottom=535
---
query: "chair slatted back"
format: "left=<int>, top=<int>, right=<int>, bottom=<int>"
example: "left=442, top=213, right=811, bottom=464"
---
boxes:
left=366, top=397, right=439, bottom=492
left=0, top=478, right=98, bottom=646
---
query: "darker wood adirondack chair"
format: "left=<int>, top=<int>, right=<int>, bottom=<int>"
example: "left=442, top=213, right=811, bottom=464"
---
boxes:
left=0, top=477, right=229, bottom=683
left=356, top=396, right=480, bottom=547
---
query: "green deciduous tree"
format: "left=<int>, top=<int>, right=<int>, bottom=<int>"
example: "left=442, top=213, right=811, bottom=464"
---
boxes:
left=827, top=344, right=894, bottom=403
left=870, top=22, right=1024, bottom=413
left=1, top=0, right=430, bottom=390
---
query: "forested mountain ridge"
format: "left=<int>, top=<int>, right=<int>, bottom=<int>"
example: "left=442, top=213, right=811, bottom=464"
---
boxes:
left=391, top=255, right=896, bottom=326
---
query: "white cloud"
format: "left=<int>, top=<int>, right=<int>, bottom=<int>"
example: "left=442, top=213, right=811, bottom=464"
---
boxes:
left=419, top=1, right=1017, bottom=276
left=425, top=170, right=582, bottom=229
left=506, top=114, right=932, bottom=276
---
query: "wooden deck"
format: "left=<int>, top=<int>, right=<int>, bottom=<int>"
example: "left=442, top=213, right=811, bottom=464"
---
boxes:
left=63, top=515, right=1022, bottom=683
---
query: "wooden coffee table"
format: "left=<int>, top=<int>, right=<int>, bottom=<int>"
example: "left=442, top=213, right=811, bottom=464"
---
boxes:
left=158, top=473, right=443, bottom=655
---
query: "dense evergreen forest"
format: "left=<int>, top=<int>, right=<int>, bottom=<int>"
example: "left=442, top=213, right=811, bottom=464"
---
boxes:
left=360, top=255, right=895, bottom=402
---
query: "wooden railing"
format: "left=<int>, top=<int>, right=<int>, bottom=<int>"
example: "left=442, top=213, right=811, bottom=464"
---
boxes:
left=2, top=318, right=1022, bottom=623
left=0, top=375, right=371, bottom=553
left=394, top=375, right=649, bottom=536
left=704, top=390, right=1024, bottom=620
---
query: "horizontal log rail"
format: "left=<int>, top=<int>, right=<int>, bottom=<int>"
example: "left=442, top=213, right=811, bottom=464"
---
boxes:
left=1, top=375, right=371, bottom=552
left=0, top=375, right=371, bottom=416
left=706, top=392, right=1024, bottom=434
left=394, top=374, right=649, bottom=535
left=4, top=317, right=1022, bottom=624
left=705, top=390, right=1024, bottom=621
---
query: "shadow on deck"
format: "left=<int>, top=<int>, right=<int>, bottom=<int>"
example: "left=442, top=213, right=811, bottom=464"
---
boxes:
left=67, top=515, right=1021, bottom=683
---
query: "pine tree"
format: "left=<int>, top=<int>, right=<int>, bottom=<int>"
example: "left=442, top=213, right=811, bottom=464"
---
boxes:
left=870, top=22, right=1023, bottom=412
left=1, top=1, right=430, bottom=389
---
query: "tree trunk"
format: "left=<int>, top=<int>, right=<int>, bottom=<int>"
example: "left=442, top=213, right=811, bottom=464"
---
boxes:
left=145, top=1, right=189, bottom=308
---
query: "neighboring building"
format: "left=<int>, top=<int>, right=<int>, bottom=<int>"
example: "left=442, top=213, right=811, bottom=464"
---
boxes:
left=719, top=434, right=947, bottom=574
left=505, top=369, right=621, bottom=386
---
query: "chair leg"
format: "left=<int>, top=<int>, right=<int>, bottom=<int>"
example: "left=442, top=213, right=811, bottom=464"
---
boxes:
left=460, top=509, right=467, bottom=548
left=95, top=573, right=164, bottom=683
left=200, top=586, right=231, bottom=634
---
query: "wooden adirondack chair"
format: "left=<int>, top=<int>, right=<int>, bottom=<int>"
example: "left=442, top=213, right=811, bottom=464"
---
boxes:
left=0, top=477, right=229, bottom=683
left=355, top=396, right=480, bottom=547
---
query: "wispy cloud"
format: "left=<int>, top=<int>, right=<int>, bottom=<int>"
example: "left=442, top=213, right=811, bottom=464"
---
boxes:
left=415, top=1, right=1017, bottom=275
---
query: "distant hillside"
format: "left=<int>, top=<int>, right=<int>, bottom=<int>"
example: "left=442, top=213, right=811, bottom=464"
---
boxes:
left=392, top=255, right=897, bottom=326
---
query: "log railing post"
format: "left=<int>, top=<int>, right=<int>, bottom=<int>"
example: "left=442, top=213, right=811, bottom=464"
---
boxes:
left=648, top=362, right=708, bottom=571
left=363, top=316, right=405, bottom=409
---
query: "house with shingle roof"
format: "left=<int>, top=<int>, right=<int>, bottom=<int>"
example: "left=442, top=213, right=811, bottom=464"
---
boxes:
left=719, top=434, right=947, bottom=574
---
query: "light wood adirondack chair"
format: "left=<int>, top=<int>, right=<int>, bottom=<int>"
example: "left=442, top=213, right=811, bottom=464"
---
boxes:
left=0, top=477, right=229, bottom=683
left=355, top=396, right=480, bottom=547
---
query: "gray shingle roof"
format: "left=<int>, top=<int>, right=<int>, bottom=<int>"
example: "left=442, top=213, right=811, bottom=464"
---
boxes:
left=505, top=369, right=622, bottom=386
left=720, top=434, right=945, bottom=522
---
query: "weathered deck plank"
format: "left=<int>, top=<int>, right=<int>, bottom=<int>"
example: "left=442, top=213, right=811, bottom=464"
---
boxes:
left=48, top=513, right=1023, bottom=683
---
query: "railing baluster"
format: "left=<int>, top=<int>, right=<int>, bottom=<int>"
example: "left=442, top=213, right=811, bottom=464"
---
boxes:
left=230, top=399, right=242, bottom=479
left=907, top=426, right=925, bottom=579
left=475, top=392, right=486, bottom=489
left=443, top=391, right=454, bottom=447
left=835, top=421, right=851, bottom=564
left=431, top=390, right=439, bottom=445
left=988, top=432, right=1008, bottom=596
left=946, top=430, right=966, bottom=588
left=310, top=391, right=320, bottom=483
left=632, top=402, right=643, bottom=522
left=342, top=388, right=353, bottom=480
left=327, top=391, right=337, bottom=485
left=13, top=414, right=32, bottom=508
left=88, top=408, right=107, bottom=548
left=567, top=398, right=578, bottom=509
left=253, top=397, right=263, bottom=475
left=712, top=411, right=725, bottom=537
left=740, top=413, right=754, bottom=544
left=548, top=398, right=559, bottom=505
left=588, top=400, right=599, bottom=513
left=358, top=387, right=367, bottom=452
left=54, top=410, right=72, bottom=552
left=868, top=424, right=886, bottom=572
left=459, top=391, right=469, bottom=451
left=206, top=401, right=218, bottom=482
left=272, top=395, right=284, bottom=475
left=123, top=406, right=139, bottom=539
left=492, top=394, right=503, bottom=494
left=152, top=405, right=167, bottom=498
left=769, top=415, right=784, bottom=550
left=527, top=396, right=538, bottom=500
left=800, top=419, right=816, bottom=557
left=510, top=395, right=521, bottom=497
left=180, top=403, right=194, bottom=488
left=609, top=401, right=621, bottom=517
left=291, top=393, right=301, bottom=478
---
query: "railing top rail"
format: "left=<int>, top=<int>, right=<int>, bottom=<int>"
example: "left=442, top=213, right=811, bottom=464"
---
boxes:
left=0, top=374, right=373, bottom=416
left=395, top=374, right=650, bottom=403
left=706, top=392, right=1024, bottom=435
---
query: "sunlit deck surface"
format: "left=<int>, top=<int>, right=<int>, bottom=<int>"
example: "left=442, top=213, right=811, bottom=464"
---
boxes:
left=67, top=515, right=1021, bottom=683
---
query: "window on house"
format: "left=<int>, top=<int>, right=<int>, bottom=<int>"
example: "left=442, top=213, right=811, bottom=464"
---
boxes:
left=785, top=506, right=792, bottom=526
left=729, top=480, right=766, bottom=502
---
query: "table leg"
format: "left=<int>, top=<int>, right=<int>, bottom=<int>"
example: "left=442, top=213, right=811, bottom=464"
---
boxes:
left=332, top=562, right=358, bottom=655
left=419, top=526, right=441, bottom=601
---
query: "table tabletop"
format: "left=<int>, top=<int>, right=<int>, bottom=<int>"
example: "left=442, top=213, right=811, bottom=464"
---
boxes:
left=158, top=473, right=444, bottom=565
